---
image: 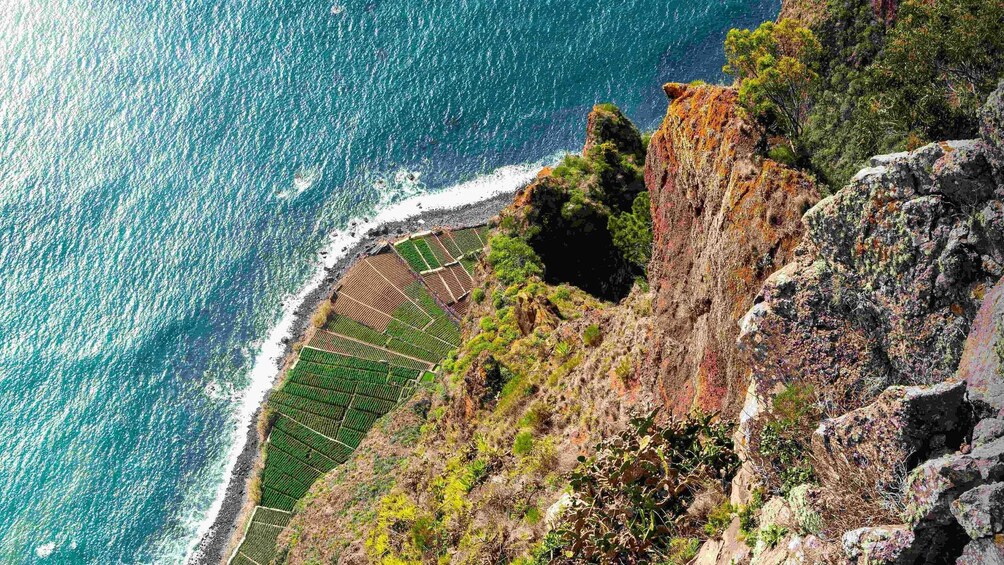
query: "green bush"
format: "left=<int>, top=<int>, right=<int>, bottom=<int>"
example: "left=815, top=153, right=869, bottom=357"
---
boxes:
left=471, top=287, right=485, bottom=303
left=487, top=234, right=544, bottom=285
left=582, top=324, right=602, bottom=347
left=767, top=144, right=798, bottom=166
left=513, top=431, right=534, bottom=456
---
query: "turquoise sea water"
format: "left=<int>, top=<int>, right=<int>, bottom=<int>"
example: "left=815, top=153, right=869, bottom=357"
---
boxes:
left=0, top=0, right=778, bottom=562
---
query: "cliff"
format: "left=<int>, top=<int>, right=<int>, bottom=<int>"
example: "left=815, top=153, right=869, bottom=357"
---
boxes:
left=642, top=83, right=818, bottom=417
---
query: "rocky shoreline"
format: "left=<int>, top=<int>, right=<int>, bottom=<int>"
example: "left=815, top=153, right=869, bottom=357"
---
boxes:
left=189, top=191, right=518, bottom=565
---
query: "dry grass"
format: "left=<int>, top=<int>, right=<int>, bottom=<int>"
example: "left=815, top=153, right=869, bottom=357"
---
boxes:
left=311, top=300, right=333, bottom=328
left=813, top=451, right=906, bottom=538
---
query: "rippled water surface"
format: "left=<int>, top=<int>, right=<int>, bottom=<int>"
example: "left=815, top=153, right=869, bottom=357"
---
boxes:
left=0, top=0, right=778, bottom=561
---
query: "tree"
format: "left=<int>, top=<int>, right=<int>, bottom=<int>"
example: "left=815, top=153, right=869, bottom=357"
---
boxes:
left=724, top=19, right=821, bottom=142
left=607, top=191, right=653, bottom=274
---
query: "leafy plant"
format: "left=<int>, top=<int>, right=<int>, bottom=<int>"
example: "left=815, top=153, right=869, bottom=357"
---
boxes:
left=582, top=324, right=602, bottom=347
left=560, top=412, right=739, bottom=562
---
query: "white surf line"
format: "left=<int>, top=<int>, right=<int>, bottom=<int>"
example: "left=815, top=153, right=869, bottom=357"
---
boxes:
left=189, top=155, right=561, bottom=564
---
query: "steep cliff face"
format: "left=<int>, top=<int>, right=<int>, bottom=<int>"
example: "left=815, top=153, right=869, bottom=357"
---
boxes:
left=642, top=83, right=819, bottom=417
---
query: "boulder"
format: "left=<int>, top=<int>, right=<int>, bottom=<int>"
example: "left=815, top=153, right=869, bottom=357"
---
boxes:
left=957, top=277, right=1004, bottom=417
left=974, top=419, right=1004, bottom=448
left=903, top=436, right=1004, bottom=527
left=739, top=137, right=1004, bottom=416
left=951, top=482, right=1004, bottom=539
left=957, top=538, right=1004, bottom=565
left=812, top=382, right=971, bottom=490
left=842, top=525, right=916, bottom=564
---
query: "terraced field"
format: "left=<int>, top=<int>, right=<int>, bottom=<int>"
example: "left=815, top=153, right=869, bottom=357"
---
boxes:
left=230, top=226, right=486, bottom=565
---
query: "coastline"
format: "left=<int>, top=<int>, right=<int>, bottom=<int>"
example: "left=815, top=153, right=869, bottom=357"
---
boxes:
left=188, top=189, right=523, bottom=565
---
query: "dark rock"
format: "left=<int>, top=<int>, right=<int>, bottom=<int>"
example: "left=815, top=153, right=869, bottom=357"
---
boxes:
left=957, top=538, right=1004, bottom=565
left=812, top=381, right=970, bottom=491
left=951, top=483, right=1004, bottom=538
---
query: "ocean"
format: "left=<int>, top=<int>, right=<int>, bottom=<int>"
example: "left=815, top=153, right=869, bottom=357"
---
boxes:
left=0, top=0, right=778, bottom=562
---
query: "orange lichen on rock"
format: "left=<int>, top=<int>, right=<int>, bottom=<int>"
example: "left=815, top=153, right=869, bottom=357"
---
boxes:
left=641, top=82, right=819, bottom=417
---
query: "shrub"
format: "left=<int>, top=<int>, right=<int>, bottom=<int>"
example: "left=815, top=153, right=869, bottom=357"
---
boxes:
left=560, top=412, right=739, bottom=562
left=487, top=234, right=543, bottom=286
left=513, top=431, right=534, bottom=456
left=704, top=501, right=735, bottom=537
left=724, top=19, right=821, bottom=141
left=471, top=287, right=485, bottom=303
left=767, top=144, right=798, bottom=166
left=758, top=524, right=788, bottom=548
left=582, top=324, right=602, bottom=347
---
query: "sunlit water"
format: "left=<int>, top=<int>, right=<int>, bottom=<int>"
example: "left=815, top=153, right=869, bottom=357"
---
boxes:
left=0, top=0, right=778, bottom=561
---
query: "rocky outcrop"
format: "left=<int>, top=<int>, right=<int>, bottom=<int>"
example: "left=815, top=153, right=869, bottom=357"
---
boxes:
left=739, top=138, right=1004, bottom=415
left=958, top=277, right=1004, bottom=417
left=642, top=83, right=819, bottom=416
left=811, top=382, right=970, bottom=491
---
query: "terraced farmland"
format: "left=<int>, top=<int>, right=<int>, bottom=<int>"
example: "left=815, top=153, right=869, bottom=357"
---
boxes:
left=229, top=225, right=487, bottom=565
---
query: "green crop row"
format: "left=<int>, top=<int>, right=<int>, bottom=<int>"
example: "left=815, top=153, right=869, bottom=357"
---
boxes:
left=287, top=370, right=357, bottom=394
left=413, top=238, right=441, bottom=269
left=260, top=486, right=297, bottom=511
left=395, top=239, right=429, bottom=272
left=274, top=416, right=351, bottom=463
left=351, top=394, right=396, bottom=414
left=425, top=316, right=460, bottom=345
left=326, top=315, right=389, bottom=348
left=232, top=552, right=258, bottom=565
left=337, top=427, right=364, bottom=449
left=293, top=360, right=386, bottom=387
left=451, top=228, right=484, bottom=254
left=385, top=337, right=439, bottom=363
left=404, top=281, right=448, bottom=320
left=253, top=507, right=292, bottom=528
left=390, top=300, right=433, bottom=329
left=237, top=522, right=282, bottom=564
left=282, top=382, right=352, bottom=407
left=262, top=466, right=312, bottom=499
left=355, top=382, right=402, bottom=402
left=268, top=430, right=337, bottom=473
left=438, top=232, right=463, bottom=259
left=270, top=391, right=345, bottom=420
left=343, top=409, right=380, bottom=432
left=272, top=404, right=340, bottom=439
left=386, top=319, right=453, bottom=354
left=263, top=447, right=321, bottom=485
left=299, top=348, right=389, bottom=373
left=312, top=333, right=429, bottom=370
